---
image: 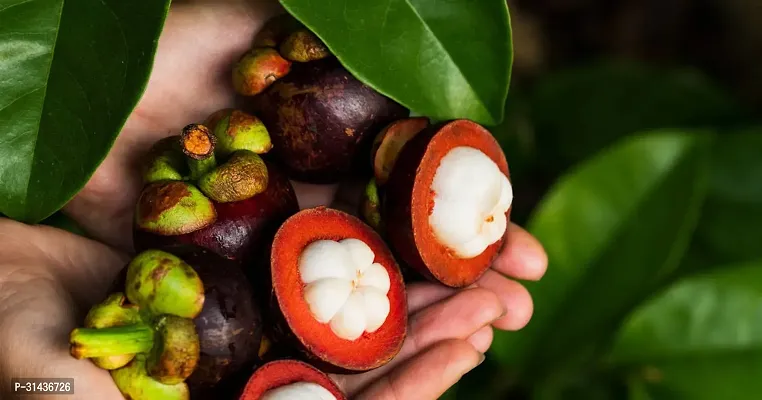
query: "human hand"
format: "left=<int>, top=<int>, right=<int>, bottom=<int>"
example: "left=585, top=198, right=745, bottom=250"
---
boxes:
left=0, top=1, right=547, bottom=399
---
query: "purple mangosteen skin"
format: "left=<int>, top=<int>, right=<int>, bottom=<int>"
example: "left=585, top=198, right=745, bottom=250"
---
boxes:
left=247, top=57, right=409, bottom=183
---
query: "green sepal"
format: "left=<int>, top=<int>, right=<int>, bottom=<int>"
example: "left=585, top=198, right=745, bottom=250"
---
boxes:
left=111, top=355, right=190, bottom=400
left=198, top=151, right=269, bottom=203
left=125, top=250, right=205, bottom=319
left=135, top=181, right=217, bottom=236
left=207, top=109, right=273, bottom=157
left=143, top=136, right=187, bottom=184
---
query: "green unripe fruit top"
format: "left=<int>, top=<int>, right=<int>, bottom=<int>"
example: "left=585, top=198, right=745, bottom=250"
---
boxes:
left=135, top=181, right=217, bottom=236
left=143, top=136, right=187, bottom=184
left=206, top=109, right=273, bottom=157
left=198, top=151, right=269, bottom=203
left=126, top=250, right=205, bottom=319
left=111, top=355, right=190, bottom=400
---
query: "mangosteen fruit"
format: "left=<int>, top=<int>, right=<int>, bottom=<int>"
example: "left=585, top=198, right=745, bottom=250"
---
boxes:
left=133, top=109, right=300, bottom=266
left=233, top=48, right=292, bottom=97
left=264, top=207, right=407, bottom=373
left=245, top=57, right=409, bottom=183
left=238, top=360, right=346, bottom=400
left=232, top=14, right=409, bottom=183
left=71, top=247, right=263, bottom=399
left=383, top=119, right=513, bottom=288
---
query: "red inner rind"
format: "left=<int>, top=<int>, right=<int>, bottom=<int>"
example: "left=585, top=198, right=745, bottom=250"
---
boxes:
left=372, top=117, right=430, bottom=184
left=239, top=360, right=346, bottom=400
left=271, top=207, right=407, bottom=371
left=388, top=120, right=510, bottom=287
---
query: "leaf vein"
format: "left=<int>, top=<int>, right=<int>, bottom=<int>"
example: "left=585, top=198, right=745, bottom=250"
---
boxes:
left=0, top=0, right=33, bottom=15
left=0, top=87, right=42, bottom=115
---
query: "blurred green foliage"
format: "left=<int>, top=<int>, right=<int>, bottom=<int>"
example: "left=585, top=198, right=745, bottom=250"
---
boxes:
left=451, top=61, right=762, bottom=399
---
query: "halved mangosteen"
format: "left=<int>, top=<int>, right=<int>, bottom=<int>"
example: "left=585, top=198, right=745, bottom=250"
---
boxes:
left=239, top=360, right=345, bottom=400
left=267, top=207, right=407, bottom=373
left=384, top=119, right=513, bottom=288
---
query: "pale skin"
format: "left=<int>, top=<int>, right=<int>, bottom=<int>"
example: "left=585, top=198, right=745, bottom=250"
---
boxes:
left=0, top=1, right=548, bottom=399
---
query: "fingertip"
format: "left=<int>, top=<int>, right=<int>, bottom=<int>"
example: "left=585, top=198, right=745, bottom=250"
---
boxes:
left=496, top=281, right=533, bottom=331
left=466, top=325, right=494, bottom=353
left=477, top=270, right=534, bottom=331
left=291, top=181, right=340, bottom=209
left=493, top=223, right=548, bottom=281
left=354, top=339, right=483, bottom=400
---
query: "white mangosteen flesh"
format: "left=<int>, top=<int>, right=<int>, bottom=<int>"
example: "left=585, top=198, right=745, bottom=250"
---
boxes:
left=429, top=146, right=513, bottom=259
left=298, top=238, right=391, bottom=341
left=261, top=381, right=337, bottom=400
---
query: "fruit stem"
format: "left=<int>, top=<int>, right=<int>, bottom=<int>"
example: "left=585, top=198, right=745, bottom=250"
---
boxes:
left=70, top=323, right=154, bottom=359
left=181, top=124, right=218, bottom=180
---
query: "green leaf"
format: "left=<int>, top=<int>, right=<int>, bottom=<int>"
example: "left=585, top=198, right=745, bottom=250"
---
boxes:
left=0, top=0, right=170, bottom=222
left=529, top=62, right=746, bottom=174
left=609, top=261, right=762, bottom=400
left=490, top=131, right=711, bottom=381
left=279, top=0, right=513, bottom=125
left=688, top=129, right=762, bottom=267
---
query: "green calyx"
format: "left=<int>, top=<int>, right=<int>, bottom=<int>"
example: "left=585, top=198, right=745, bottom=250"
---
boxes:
left=146, top=315, right=200, bottom=385
left=136, top=113, right=273, bottom=237
left=126, top=250, right=205, bottom=319
left=69, top=250, right=206, bottom=396
left=112, top=355, right=190, bottom=400
left=361, top=178, right=383, bottom=232
left=143, top=136, right=187, bottom=184
left=280, top=29, right=330, bottom=62
left=197, top=150, right=269, bottom=203
left=135, top=181, right=217, bottom=236
left=205, top=109, right=273, bottom=157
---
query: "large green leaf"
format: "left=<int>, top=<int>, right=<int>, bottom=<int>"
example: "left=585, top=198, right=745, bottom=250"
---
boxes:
left=0, top=0, right=170, bottom=222
left=490, top=131, right=711, bottom=382
left=529, top=62, right=746, bottom=174
left=609, top=261, right=762, bottom=399
left=687, top=129, right=762, bottom=268
left=279, top=0, right=513, bottom=125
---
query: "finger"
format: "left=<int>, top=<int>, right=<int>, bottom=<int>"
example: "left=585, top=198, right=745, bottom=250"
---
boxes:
left=0, top=219, right=128, bottom=309
left=291, top=181, right=340, bottom=209
left=0, top=267, right=126, bottom=399
left=475, top=269, right=533, bottom=331
left=492, top=223, right=548, bottom=281
left=354, top=339, right=483, bottom=400
left=336, top=287, right=503, bottom=395
left=466, top=325, right=494, bottom=353
left=405, top=282, right=457, bottom=314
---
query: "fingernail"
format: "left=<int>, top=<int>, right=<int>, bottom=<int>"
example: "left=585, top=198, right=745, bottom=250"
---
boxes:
left=477, top=353, right=486, bottom=367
